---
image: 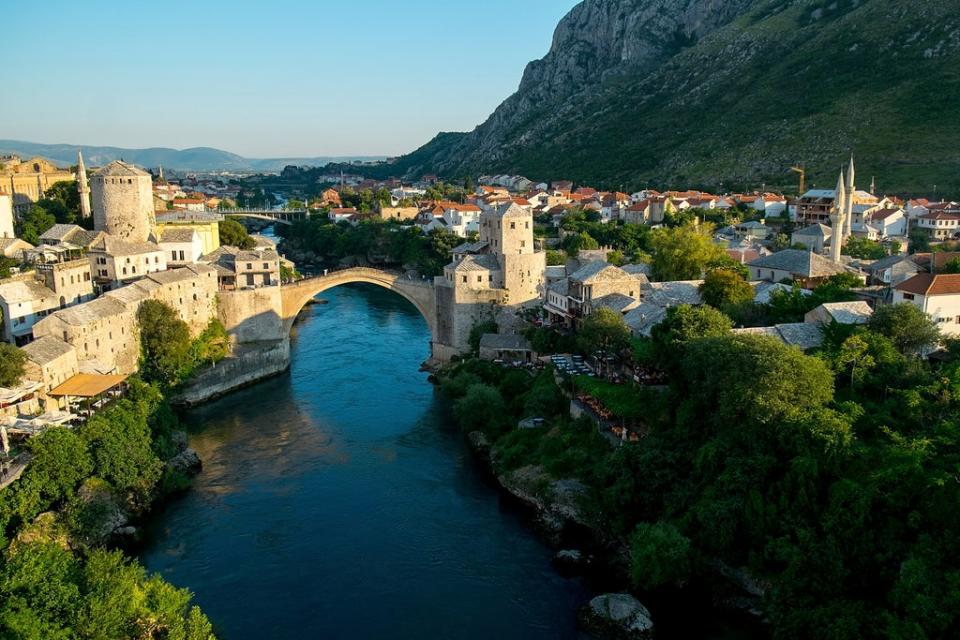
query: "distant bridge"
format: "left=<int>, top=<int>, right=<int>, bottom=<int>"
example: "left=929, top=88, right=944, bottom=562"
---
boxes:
left=219, top=209, right=309, bottom=226
left=280, top=267, right=438, bottom=343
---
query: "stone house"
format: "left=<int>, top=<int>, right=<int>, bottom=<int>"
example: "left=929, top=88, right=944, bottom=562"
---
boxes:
left=87, top=235, right=167, bottom=290
left=159, top=227, right=203, bottom=266
left=746, top=249, right=853, bottom=287
left=201, top=246, right=281, bottom=290
left=545, top=262, right=646, bottom=326
left=792, top=223, right=833, bottom=253
left=155, top=211, right=222, bottom=256
left=20, top=336, right=79, bottom=410
left=804, top=301, right=874, bottom=325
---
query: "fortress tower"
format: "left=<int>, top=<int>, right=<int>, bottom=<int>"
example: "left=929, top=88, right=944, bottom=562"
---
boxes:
left=77, top=150, right=91, bottom=219
left=90, top=160, right=156, bottom=242
left=479, top=203, right=545, bottom=304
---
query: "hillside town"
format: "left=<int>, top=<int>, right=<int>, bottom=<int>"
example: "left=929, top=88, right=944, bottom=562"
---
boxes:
left=3, top=152, right=959, bottom=456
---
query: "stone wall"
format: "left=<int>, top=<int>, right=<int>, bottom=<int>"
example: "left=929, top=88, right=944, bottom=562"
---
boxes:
left=218, top=286, right=285, bottom=344
left=91, top=173, right=156, bottom=242
left=173, top=340, right=290, bottom=406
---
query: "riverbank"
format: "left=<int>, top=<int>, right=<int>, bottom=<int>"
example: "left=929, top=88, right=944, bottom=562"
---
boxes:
left=436, top=357, right=767, bottom=639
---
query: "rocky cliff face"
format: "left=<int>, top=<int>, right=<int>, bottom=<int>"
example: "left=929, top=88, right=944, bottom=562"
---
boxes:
left=392, top=0, right=960, bottom=195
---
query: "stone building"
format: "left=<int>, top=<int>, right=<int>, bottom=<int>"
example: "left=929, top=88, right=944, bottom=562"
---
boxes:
left=87, top=235, right=166, bottom=289
left=159, top=227, right=203, bottom=266
left=0, top=189, right=13, bottom=238
left=90, top=160, right=157, bottom=242
left=545, top=261, right=646, bottom=327
left=0, top=156, right=74, bottom=213
left=20, top=336, right=80, bottom=409
left=33, top=265, right=219, bottom=374
left=201, top=246, right=281, bottom=289
left=434, top=203, right=546, bottom=356
left=0, top=257, right=94, bottom=345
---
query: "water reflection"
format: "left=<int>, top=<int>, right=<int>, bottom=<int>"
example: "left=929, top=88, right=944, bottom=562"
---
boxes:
left=141, top=284, right=588, bottom=640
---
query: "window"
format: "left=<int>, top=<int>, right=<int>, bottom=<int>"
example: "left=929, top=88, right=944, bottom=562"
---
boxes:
left=525, top=221, right=529, bottom=229
left=903, top=293, right=915, bottom=301
left=122, top=267, right=127, bottom=275
left=510, top=222, right=516, bottom=229
left=477, top=276, right=482, bottom=283
left=84, top=272, right=90, bottom=282
left=520, top=241, right=526, bottom=248
left=171, top=251, right=177, bottom=260
left=247, top=263, right=253, bottom=270
left=462, top=275, right=467, bottom=283
left=263, top=263, right=269, bottom=269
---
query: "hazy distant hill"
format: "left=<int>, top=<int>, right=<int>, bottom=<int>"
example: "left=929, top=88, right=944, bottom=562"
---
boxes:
left=384, top=0, right=960, bottom=195
left=0, top=139, right=383, bottom=173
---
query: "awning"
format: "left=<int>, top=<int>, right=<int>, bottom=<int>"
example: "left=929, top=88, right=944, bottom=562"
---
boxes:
left=49, top=374, right=129, bottom=398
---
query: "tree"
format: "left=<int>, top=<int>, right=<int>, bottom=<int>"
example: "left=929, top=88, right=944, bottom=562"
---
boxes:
left=16, top=204, right=56, bottom=245
left=699, top=268, right=754, bottom=310
left=545, top=250, right=566, bottom=266
left=909, top=228, right=930, bottom=254
left=629, top=521, right=693, bottom=589
left=0, top=342, right=26, bottom=387
left=218, top=218, right=255, bottom=249
left=835, top=334, right=875, bottom=387
left=650, top=304, right=732, bottom=371
left=578, top=307, right=632, bottom=356
left=25, top=428, right=93, bottom=503
left=941, top=257, right=960, bottom=274
left=561, top=231, right=599, bottom=257
left=843, top=237, right=887, bottom=260
left=138, top=300, right=193, bottom=387
left=454, top=384, right=507, bottom=436
left=648, top=223, right=732, bottom=281
left=868, top=303, right=941, bottom=355
left=82, top=400, right=163, bottom=498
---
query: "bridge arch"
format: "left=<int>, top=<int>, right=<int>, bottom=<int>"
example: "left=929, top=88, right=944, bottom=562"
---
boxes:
left=280, top=268, right=438, bottom=346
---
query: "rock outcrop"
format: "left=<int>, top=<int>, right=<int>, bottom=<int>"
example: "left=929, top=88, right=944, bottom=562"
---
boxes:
left=579, top=593, right=654, bottom=639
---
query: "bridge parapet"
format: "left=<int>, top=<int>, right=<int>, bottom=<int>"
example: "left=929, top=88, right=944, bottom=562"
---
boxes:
left=279, top=267, right=438, bottom=343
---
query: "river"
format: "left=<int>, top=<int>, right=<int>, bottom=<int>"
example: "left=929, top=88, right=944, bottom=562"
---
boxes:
left=140, top=283, right=591, bottom=639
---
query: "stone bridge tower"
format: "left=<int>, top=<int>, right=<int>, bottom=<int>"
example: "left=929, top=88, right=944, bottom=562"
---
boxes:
left=91, top=160, right=156, bottom=242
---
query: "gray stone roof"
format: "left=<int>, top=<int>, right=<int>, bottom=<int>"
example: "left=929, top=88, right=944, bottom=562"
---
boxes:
left=155, top=211, right=224, bottom=223
left=0, top=279, right=56, bottom=304
left=495, top=203, right=529, bottom=218
left=570, top=261, right=639, bottom=284
left=21, top=336, right=74, bottom=365
left=159, top=228, right=197, bottom=243
left=94, top=160, right=150, bottom=177
left=621, top=263, right=652, bottom=276
left=864, top=254, right=915, bottom=273
left=88, top=235, right=162, bottom=257
left=454, top=254, right=501, bottom=272
left=39, top=224, right=84, bottom=242
left=748, top=249, right=848, bottom=278
left=592, top=293, right=638, bottom=313
left=452, top=240, right=488, bottom=254
left=794, top=223, right=833, bottom=237
left=732, top=323, right=824, bottom=350
left=547, top=279, right=569, bottom=296
left=810, top=301, right=874, bottom=324
left=479, top=333, right=532, bottom=351
left=50, top=296, right=129, bottom=326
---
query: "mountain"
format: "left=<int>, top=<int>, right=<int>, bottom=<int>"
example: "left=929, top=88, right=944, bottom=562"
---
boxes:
left=0, top=140, right=382, bottom=173
left=388, top=0, right=960, bottom=195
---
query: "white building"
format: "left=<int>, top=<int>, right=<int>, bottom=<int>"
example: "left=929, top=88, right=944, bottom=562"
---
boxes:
left=893, top=274, right=960, bottom=337
left=0, top=189, right=13, bottom=238
left=0, top=279, right=59, bottom=345
left=158, top=228, right=203, bottom=266
left=87, top=235, right=167, bottom=289
left=915, top=211, right=960, bottom=241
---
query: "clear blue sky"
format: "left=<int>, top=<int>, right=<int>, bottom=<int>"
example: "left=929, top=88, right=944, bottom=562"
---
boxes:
left=1, top=0, right=580, bottom=158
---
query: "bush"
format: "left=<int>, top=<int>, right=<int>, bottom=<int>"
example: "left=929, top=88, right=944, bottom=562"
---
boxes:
left=454, top=384, right=508, bottom=436
left=0, top=343, right=26, bottom=388
left=629, top=521, right=694, bottom=589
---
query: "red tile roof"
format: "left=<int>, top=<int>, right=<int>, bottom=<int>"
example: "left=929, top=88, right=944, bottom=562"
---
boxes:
left=896, top=273, right=960, bottom=296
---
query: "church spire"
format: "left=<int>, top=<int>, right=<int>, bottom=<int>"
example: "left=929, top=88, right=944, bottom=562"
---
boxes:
left=77, top=149, right=91, bottom=219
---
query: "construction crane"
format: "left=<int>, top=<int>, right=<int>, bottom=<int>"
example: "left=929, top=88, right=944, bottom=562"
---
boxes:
left=790, top=165, right=806, bottom=196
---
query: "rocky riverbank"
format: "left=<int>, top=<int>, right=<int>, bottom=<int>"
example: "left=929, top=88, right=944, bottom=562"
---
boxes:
left=172, top=340, right=291, bottom=407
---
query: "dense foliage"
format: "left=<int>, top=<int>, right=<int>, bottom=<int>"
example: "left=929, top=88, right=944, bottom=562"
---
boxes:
left=277, top=216, right=461, bottom=276
left=0, top=380, right=216, bottom=638
left=217, top=218, right=255, bottom=250
left=0, top=343, right=26, bottom=387
left=138, top=300, right=228, bottom=388
left=440, top=297, right=960, bottom=638
left=13, top=181, right=86, bottom=244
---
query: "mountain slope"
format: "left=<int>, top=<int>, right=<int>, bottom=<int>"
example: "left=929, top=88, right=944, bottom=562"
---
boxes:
left=391, top=0, right=960, bottom=195
left=0, top=140, right=381, bottom=173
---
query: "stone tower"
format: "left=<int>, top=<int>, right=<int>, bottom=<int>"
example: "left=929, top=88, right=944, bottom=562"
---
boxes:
left=829, top=170, right=846, bottom=263
left=77, top=150, right=91, bottom=219
left=0, top=188, right=13, bottom=238
left=480, top=203, right=545, bottom=304
left=90, top=160, right=156, bottom=242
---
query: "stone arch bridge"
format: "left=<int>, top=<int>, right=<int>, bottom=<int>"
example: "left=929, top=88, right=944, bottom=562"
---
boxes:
left=280, top=268, right=438, bottom=343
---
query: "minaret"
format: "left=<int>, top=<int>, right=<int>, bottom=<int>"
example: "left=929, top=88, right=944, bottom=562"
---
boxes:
left=158, top=164, right=164, bottom=181
left=844, top=154, right=856, bottom=239
left=77, top=150, right=91, bottom=219
left=830, top=170, right=846, bottom=263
